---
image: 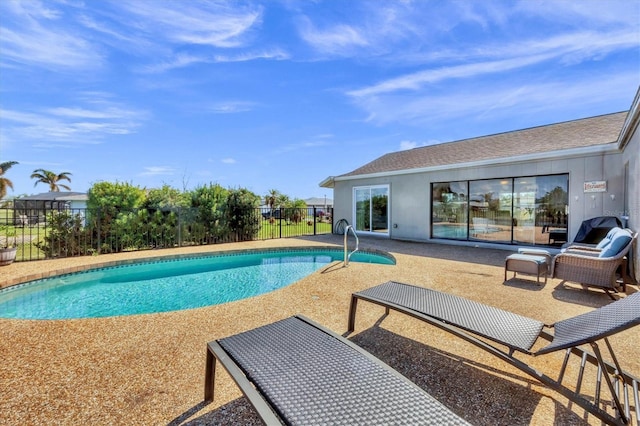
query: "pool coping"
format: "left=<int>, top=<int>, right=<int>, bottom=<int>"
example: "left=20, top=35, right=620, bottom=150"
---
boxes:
left=0, top=245, right=396, bottom=291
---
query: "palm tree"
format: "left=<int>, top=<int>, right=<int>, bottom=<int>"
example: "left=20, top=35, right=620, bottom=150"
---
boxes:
left=0, top=161, right=19, bottom=200
left=30, top=169, right=72, bottom=192
left=265, top=189, right=279, bottom=218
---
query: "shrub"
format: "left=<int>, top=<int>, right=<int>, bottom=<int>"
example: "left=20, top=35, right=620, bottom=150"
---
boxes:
left=34, top=210, right=90, bottom=258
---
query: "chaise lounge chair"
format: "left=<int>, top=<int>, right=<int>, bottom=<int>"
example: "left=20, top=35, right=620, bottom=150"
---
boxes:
left=205, top=315, right=469, bottom=425
left=348, top=281, right=640, bottom=426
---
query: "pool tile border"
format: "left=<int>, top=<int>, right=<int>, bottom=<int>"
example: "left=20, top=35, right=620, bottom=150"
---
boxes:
left=1, top=246, right=395, bottom=290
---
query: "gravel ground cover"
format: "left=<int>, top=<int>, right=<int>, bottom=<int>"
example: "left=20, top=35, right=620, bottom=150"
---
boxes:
left=1, top=235, right=638, bottom=425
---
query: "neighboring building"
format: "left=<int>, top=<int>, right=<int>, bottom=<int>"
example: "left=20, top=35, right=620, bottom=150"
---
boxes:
left=304, top=197, right=333, bottom=210
left=13, top=192, right=88, bottom=225
left=320, top=87, right=640, bottom=282
left=304, top=197, right=333, bottom=218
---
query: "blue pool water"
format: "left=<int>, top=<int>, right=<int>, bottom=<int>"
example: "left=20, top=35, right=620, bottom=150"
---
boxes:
left=0, top=248, right=394, bottom=320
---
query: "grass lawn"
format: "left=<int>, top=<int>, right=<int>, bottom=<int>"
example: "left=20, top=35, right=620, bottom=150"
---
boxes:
left=258, top=219, right=332, bottom=239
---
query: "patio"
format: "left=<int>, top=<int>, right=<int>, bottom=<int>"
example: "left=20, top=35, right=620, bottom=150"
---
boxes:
left=1, top=235, right=638, bottom=425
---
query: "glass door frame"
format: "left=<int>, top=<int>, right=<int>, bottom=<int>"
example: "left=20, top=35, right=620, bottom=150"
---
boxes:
left=352, top=184, right=390, bottom=235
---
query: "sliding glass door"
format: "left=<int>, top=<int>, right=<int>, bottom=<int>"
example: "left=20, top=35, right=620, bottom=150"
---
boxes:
left=469, top=179, right=513, bottom=243
left=431, top=174, right=568, bottom=246
left=432, top=181, right=468, bottom=239
left=354, top=185, right=389, bottom=234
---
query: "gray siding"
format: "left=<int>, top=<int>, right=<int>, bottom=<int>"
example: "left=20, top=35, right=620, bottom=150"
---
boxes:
left=334, top=151, right=625, bottom=244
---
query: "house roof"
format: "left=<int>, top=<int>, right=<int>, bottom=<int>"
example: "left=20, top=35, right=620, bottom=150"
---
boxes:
left=325, top=111, right=627, bottom=184
left=304, top=197, right=333, bottom=206
left=18, top=192, right=88, bottom=201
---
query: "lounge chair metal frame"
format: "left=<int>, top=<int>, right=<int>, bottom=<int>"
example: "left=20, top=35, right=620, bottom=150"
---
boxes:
left=205, top=314, right=470, bottom=425
left=348, top=281, right=640, bottom=426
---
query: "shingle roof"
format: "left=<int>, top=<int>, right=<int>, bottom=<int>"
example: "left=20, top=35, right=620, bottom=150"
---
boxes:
left=340, top=112, right=627, bottom=178
left=18, top=191, right=87, bottom=201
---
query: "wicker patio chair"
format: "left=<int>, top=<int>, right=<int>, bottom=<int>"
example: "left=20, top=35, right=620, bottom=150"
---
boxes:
left=205, top=315, right=469, bottom=425
left=552, top=230, right=636, bottom=297
left=348, top=281, right=640, bottom=426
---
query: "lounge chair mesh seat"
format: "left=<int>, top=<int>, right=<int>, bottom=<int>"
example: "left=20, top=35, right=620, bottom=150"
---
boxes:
left=357, top=281, right=544, bottom=353
left=349, top=281, right=640, bottom=426
left=537, top=290, right=640, bottom=354
left=207, top=315, right=469, bottom=425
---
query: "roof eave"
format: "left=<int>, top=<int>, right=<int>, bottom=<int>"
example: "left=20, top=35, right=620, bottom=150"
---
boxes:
left=319, top=176, right=335, bottom=188
left=331, top=143, right=620, bottom=182
left=618, top=87, right=640, bottom=150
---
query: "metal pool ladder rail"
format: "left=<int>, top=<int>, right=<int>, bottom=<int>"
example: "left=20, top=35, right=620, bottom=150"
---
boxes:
left=343, top=225, right=359, bottom=266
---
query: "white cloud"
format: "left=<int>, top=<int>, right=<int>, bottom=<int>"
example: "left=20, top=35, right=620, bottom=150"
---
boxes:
left=298, top=17, right=369, bottom=55
left=141, top=48, right=289, bottom=73
left=139, top=166, right=176, bottom=177
left=208, top=101, right=257, bottom=114
left=0, top=22, right=103, bottom=70
left=221, top=158, right=236, bottom=164
left=116, top=1, right=263, bottom=48
left=349, top=71, right=638, bottom=128
left=348, top=54, right=555, bottom=98
left=1, top=96, right=148, bottom=146
left=399, top=140, right=418, bottom=150
left=348, top=28, right=637, bottom=99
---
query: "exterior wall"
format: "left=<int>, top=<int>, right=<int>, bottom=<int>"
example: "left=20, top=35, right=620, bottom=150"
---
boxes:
left=333, top=150, right=625, bottom=246
left=621, top=121, right=639, bottom=282
left=68, top=200, right=87, bottom=209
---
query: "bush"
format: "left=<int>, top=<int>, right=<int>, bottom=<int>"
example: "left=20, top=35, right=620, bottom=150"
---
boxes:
left=226, top=188, right=262, bottom=242
left=34, top=210, right=90, bottom=258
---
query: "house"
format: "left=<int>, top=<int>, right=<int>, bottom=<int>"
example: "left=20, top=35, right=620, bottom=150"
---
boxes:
left=13, top=192, right=88, bottom=225
left=320, top=87, right=639, bottom=283
left=304, top=197, right=333, bottom=217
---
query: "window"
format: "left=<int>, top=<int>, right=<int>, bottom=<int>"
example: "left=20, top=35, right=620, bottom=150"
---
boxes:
left=431, top=182, right=468, bottom=239
left=513, top=175, right=568, bottom=245
left=469, top=179, right=513, bottom=243
left=354, top=185, right=389, bottom=234
left=431, top=174, right=568, bottom=246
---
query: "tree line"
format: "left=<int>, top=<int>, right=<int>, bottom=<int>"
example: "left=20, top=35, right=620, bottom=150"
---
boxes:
left=0, top=161, right=307, bottom=212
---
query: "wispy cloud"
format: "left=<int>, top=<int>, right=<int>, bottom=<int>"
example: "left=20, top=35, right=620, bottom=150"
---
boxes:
left=348, top=54, right=555, bottom=98
left=350, top=71, right=638, bottom=128
left=141, top=49, right=289, bottom=73
left=208, top=101, right=257, bottom=114
left=399, top=140, right=418, bottom=150
left=399, top=139, right=441, bottom=151
left=1, top=95, right=148, bottom=147
left=277, top=139, right=331, bottom=154
left=221, top=158, right=236, bottom=164
left=298, top=17, right=369, bottom=55
left=115, top=1, right=263, bottom=48
left=139, top=166, right=176, bottom=177
left=348, top=28, right=637, bottom=99
left=0, top=1, right=103, bottom=70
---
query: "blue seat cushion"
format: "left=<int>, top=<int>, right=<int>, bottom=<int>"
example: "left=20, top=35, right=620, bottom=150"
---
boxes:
left=595, top=227, right=621, bottom=250
left=599, top=230, right=632, bottom=258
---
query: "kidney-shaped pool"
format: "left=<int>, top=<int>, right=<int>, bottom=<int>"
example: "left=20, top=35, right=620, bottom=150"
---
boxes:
left=0, top=247, right=394, bottom=320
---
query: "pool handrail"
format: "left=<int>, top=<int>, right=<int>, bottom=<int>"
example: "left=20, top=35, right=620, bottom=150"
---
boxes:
left=343, top=225, right=359, bottom=266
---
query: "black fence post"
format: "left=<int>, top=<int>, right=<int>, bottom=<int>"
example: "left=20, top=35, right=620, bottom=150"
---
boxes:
left=97, top=208, right=101, bottom=255
left=313, top=207, right=317, bottom=235
left=178, top=208, right=182, bottom=247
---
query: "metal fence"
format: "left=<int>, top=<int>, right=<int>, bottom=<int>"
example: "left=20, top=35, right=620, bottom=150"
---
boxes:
left=0, top=202, right=334, bottom=262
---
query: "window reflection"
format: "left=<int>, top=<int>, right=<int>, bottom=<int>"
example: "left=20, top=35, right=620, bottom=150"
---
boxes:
left=469, top=179, right=513, bottom=243
left=431, top=174, right=568, bottom=246
left=432, top=182, right=468, bottom=239
left=354, top=186, right=389, bottom=233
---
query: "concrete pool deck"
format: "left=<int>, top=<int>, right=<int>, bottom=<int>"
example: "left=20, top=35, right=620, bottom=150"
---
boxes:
left=1, top=235, right=638, bottom=425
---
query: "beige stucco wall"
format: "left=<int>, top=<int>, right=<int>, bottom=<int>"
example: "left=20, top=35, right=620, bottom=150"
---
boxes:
left=332, top=149, right=626, bottom=249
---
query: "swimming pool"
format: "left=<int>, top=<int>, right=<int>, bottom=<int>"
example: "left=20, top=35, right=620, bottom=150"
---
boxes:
left=0, top=247, right=394, bottom=320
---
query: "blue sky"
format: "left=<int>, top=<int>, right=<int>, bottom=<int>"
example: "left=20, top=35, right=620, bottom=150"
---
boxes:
left=1, top=0, right=639, bottom=201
